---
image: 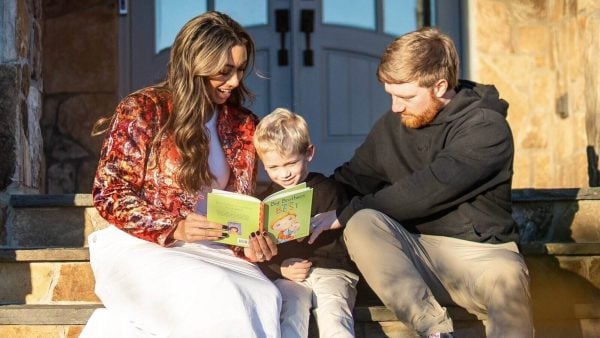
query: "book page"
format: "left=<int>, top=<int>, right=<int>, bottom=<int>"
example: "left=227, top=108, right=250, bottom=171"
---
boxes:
left=210, top=189, right=261, bottom=202
left=207, top=192, right=262, bottom=247
left=263, top=182, right=307, bottom=201
left=264, top=187, right=313, bottom=244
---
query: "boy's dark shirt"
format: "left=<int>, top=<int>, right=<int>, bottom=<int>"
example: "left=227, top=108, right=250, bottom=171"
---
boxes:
left=257, top=172, right=356, bottom=280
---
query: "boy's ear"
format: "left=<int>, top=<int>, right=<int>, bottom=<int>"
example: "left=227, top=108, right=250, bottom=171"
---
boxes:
left=306, top=144, right=315, bottom=161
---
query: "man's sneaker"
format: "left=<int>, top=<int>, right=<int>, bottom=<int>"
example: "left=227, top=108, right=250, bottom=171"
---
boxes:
left=428, top=333, right=454, bottom=338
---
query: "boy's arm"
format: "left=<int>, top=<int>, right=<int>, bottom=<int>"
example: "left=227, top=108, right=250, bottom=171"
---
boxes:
left=258, top=260, right=284, bottom=280
left=258, top=240, right=308, bottom=279
left=306, top=175, right=352, bottom=243
left=308, top=210, right=341, bottom=244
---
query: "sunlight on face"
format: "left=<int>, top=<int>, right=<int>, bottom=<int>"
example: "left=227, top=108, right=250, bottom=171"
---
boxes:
left=384, top=82, right=444, bottom=128
left=207, top=45, right=247, bottom=104
left=260, top=149, right=313, bottom=188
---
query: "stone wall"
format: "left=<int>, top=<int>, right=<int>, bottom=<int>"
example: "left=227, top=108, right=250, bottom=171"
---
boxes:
left=470, top=0, right=600, bottom=188
left=41, top=0, right=117, bottom=193
left=0, top=0, right=44, bottom=193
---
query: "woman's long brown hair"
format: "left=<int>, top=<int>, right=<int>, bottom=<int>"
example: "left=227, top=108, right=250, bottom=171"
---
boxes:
left=94, top=11, right=255, bottom=193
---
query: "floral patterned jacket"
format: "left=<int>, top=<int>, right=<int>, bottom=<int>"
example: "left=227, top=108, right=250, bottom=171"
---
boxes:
left=92, top=86, right=258, bottom=248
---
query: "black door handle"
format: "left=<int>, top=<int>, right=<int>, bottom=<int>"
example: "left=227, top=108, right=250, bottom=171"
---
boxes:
left=275, top=9, right=290, bottom=66
left=300, top=10, right=314, bottom=66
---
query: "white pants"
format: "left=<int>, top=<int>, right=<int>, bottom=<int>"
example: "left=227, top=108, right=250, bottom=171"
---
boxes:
left=80, top=225, right=281, bottom=338
left=275, top=267, right=358, bottom=338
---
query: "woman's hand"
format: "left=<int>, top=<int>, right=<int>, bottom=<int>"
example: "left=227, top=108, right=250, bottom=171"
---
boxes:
left=244, top=231, right=278, bottom=263
left=172, top=213, right=228, bottom=242
left=281, top=258, right=312, bottom=282
left=308, top=210, right=341, bottom=244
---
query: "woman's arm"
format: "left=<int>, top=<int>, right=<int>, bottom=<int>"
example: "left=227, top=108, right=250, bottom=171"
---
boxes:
left=93, top=92, right=183, bottom=246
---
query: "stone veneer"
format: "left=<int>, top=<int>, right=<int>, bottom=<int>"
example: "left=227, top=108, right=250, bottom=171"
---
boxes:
left=0, top=0, right=44, bottom=193
left=41, top=0, right=118, bottom=193
left=471, top=0, right=600, bottom=188
left=0, top=326, right=82, bottom=338
left=0, top=262, right=99, bottom=304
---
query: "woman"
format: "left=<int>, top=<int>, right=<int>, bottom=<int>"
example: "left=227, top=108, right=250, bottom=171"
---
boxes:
left=81, top=12, right=280, bottom=338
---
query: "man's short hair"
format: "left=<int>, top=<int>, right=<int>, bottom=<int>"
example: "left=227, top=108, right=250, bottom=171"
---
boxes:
left=377, top=27, right=459, bottom=89
left=254, top=108, right=312, bottom=157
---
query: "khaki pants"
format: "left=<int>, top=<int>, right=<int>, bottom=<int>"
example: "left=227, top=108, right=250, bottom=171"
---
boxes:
left=344, top=209, right=533, bottom=338
left=275, top=267, right=358, bottom=338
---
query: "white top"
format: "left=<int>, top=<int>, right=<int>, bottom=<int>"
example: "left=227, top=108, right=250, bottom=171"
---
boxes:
left=195, top=110, right=230, bottom=215
left=206, top=110, right=230, bottom=189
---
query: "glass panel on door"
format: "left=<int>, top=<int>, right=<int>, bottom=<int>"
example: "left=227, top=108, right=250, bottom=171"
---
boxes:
left=322, top=0, right=423, bottom=36
left=383, top=0, right=420, bottom=36
left=154, top=0, right=268, bottom=54
left=155, top=0, right=207, bottom=53
left=214, top=0, right=268, bottom=26
left=322, top=0, right=376, bottom=30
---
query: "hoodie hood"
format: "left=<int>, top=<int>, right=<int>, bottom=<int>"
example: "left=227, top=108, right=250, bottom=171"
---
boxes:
left=431, top=80, right=509, bottom=125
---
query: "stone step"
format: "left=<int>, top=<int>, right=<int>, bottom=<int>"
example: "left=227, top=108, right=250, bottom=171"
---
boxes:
left=0, top=303, right=598, bottom=338
left=0, top=304, right=100, bottom=325
left=511, top=188, right=600, bottom=243
left=0, top=244, right=599, bottom=337
left=0, top=304, right=473, bottom=325
left=1, top=244, right=599, bottom=305
left=0, top=304, right=485, bottom=338
left=3, top=188, right=600, bottom=248
left=0, top=248, right=99, bottom=304
left=0, top=325, right=83, bottom=338
left=1, top=189, right=599, bottom=336
left=0, top=304, right=95, bottom=338
left=4, top=194, right=108, bottom=248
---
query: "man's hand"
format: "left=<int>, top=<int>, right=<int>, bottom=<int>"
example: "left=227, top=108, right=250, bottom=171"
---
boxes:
left=308, top=210, right=341, bottom=244
left=281, top=258, right=312, bottom=282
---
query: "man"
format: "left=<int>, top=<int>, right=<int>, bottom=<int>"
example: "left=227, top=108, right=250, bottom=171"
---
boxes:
left=310, top=27, right=533, bottom=338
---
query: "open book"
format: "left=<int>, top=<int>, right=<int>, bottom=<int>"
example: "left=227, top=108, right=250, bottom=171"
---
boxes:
left=207, top=183, right=314, bottom=247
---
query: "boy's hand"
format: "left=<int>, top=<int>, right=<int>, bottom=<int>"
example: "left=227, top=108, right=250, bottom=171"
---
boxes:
left=308, top=210, right=341, bottom=244
left=281, top=258, right=312, bottom=282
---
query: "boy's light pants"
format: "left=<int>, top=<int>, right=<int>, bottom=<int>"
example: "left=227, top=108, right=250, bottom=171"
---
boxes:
left=344, top=209, right=534, bottom=338
left=274, top=267, right=358, bottom=338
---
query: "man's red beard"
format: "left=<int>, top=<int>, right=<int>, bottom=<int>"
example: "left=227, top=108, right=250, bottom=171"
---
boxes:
left=400, top=91, right=445, bottom=128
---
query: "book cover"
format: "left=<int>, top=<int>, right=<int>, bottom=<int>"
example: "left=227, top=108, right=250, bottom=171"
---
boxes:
left=207, top=183, right=313, bottom=247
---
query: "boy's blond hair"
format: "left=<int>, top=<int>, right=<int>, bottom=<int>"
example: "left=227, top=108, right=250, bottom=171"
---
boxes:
left=254, top=108, right=312, bottom=156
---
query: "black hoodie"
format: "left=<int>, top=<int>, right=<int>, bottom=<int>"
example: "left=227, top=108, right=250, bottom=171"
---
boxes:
left=334, top=80, right=518, bottom=243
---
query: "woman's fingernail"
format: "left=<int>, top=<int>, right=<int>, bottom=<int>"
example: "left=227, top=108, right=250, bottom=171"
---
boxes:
left=222, top=225, right=229, bottom=230
left=262, top=231, right=268, bottom=237
left=221, top=232, right=229, bottom=237
left=250, top=232, right=256, bottom=238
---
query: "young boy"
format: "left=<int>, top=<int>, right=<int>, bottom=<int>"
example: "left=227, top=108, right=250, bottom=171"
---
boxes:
left=254, top=108, right=359, bottom=338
